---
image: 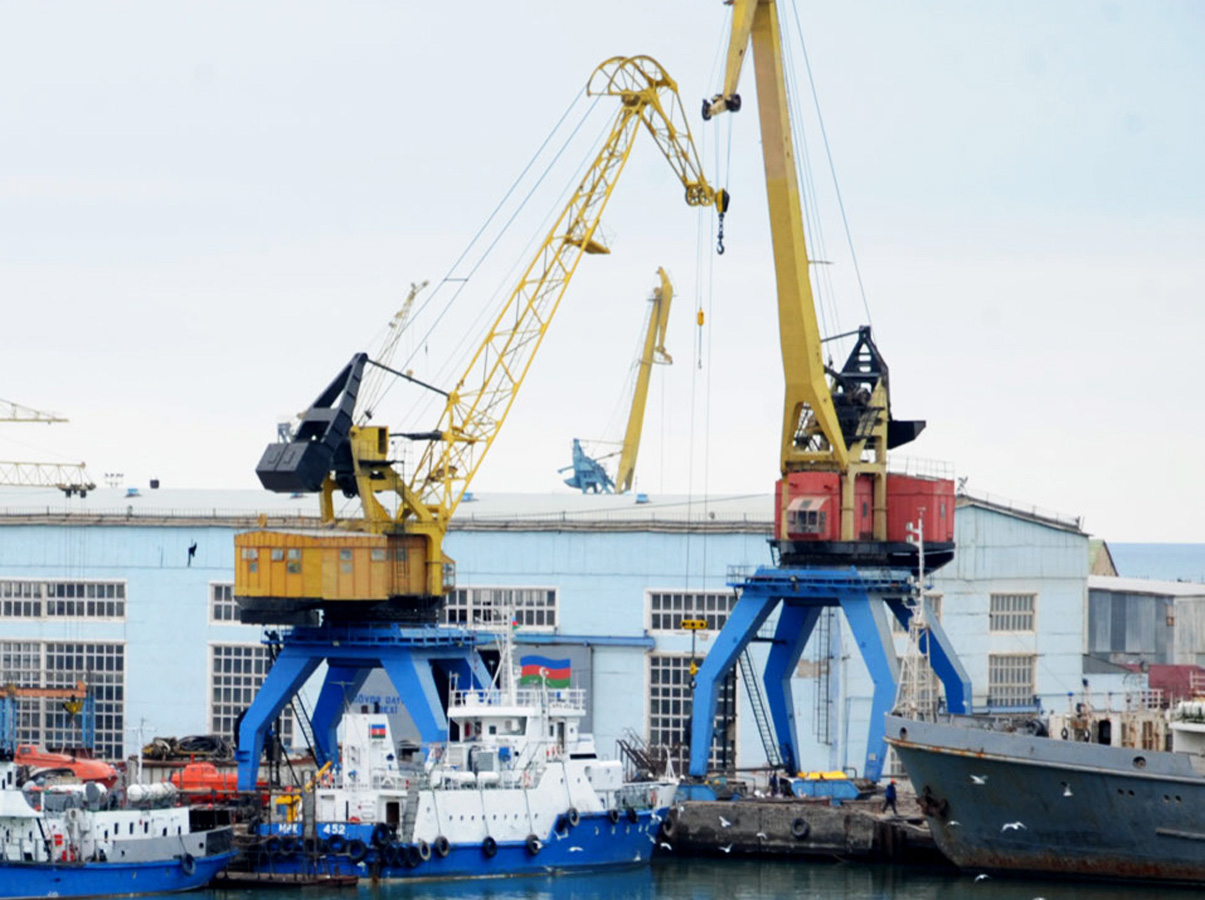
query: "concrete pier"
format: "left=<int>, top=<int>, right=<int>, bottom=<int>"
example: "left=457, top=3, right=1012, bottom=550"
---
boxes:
left=659, top=793, right=948, bottom=865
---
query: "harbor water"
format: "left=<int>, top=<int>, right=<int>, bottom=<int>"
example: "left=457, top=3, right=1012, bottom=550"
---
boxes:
left=201, top=858, right=1197, bottom=900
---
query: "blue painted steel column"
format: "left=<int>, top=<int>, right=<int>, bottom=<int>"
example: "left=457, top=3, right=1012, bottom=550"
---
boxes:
left=382, top=652, right=450, bottom=747
left=310, top=666, right=370, bottom=767
left=236, top=653, right=321, bottom=790
left=762, top=602, right=821, bottom=776
left=921, top=615, right=972, bottom=714
left=688, top=590, right=778, bottom=777
left=840, top=594, right=899, bottom=782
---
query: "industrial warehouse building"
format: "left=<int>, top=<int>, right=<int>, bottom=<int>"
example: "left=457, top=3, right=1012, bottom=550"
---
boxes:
left=0, top=485, right=1157, bottom=774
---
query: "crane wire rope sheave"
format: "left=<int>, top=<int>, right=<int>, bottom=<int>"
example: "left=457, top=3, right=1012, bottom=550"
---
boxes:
left=703, top=0, right=939, bottom=565
left=561, top=267, right=675, bottom=495
left=245, top=55, right=728, bottom=617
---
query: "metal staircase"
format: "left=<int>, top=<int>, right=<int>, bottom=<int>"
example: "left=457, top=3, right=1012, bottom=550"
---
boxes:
left=737, top=647, right=782, bottom=768
left=812, top=608, right=833, bottom=745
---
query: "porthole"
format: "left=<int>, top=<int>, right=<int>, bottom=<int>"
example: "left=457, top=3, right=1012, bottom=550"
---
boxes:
left=1133, top=756, right=1147, bottom=769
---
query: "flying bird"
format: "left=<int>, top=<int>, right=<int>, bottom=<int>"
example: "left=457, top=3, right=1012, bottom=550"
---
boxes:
left=756, top=832, right=768, bottom=839
left=1001, top=821, right=1027, bottom=832
left=659, top=842, right=674, bottom=851
left=720, top=843, right=733, bottom=854
left=974, top=874, right=990, bottom=882
left=568, top=846, right=583, bottom=852
left=719, top=815, right=732, bottom=828
left=648, top=835, right=656, bottom=844
left=970, top=774, right=988, bottom=785
left=948, top=821, right=961, bottom=827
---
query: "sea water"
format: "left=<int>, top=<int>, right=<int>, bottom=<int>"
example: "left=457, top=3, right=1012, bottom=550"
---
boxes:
left=195, top=858, right=1196, bottom=900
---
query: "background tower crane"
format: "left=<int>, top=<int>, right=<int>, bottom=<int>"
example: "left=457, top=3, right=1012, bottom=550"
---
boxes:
left=0, top=399, right=95, bottom=496
left=686, top=0, right=969, bottom=782
left=561, top=267, right=674, bottom=494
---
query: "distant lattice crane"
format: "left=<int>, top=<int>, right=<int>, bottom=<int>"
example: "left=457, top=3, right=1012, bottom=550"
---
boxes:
left=0, top=399, right=95, bottom=496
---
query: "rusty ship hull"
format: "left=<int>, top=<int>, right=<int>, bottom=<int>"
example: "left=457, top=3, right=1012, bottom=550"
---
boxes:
left=885, top=713, right=1205, bottom=885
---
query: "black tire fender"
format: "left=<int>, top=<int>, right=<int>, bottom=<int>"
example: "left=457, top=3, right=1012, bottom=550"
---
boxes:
left=566, top=807, right=580, bottom=828
left=347, top=838, right=368, bottom=863
left=482, top=836, right=498, bottom=858
left=607, top=808, right=620, bottom=824
left=326, top=833, right=347, bottom=855
left=416, top=840, right=431, bottom=862
left=791, top=817, right=810, bottom=839
left=179, top=853, right=196, bottom=876
left=434, top=835, right=451, bottom=858
left=626, top=806, right=639, bottom=824
left=525, top=833, right=542, bottom=855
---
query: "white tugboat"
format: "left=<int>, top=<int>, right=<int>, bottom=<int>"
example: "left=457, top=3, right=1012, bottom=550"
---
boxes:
left=255, top=632, right=677, bottom=878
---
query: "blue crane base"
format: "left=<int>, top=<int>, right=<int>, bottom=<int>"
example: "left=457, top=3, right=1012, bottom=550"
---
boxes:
left=235, top=623, right=489, bottom=791
left=688, top=565, right=971, bottom=783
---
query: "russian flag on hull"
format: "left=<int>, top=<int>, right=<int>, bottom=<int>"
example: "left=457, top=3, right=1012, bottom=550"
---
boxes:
left=518, top=655, right=571, bottom=688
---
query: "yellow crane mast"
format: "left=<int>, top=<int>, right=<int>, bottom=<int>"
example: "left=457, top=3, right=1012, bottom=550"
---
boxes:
left=615, top=266, right=674, bottom=494
left=706, top=0, right=949, bottom=566
left=238, top=56, right=725, bottom=622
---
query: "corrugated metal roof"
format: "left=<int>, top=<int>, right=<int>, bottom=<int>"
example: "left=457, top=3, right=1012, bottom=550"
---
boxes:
left=0, top=486, right=775, bottom=527
left=1088, top=574, right=1205, bottom=596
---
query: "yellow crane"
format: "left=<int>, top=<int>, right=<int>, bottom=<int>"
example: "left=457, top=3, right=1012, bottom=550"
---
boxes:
left=0, top=399, right=94, bottom=497
left=238, top=56, right=725, bottom=621
left=357, top=279, right=429, bottom=424
left=705, top=0, right=947, bottom=564
left=562, top=267, right=674, bottom=494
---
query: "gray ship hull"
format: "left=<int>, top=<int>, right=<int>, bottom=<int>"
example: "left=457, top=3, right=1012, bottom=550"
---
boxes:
left=885, top=713, right=1205, bottom=884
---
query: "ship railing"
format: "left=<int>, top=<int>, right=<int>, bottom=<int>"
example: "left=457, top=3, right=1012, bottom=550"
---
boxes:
left=615, top=782, right=660, bottom=811
left=449, top=687, right=587, bottom=712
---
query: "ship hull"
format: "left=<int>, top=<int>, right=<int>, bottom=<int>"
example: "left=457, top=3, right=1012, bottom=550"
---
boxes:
left=0, top=851, right=235, bottom=900
left=886, top=713, right=1205, bottom=884
left=253, top=808, right=666, bottom=880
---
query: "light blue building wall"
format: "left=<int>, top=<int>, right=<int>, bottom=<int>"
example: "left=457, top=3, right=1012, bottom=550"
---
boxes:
left=0, top=489, right=1097, bottom=774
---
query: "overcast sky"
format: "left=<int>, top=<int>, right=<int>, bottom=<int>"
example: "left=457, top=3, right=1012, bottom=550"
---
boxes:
left=1, top=1, right=1202, bottom=542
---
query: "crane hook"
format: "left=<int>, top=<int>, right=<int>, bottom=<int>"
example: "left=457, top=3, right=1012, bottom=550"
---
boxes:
left=715, top=188, right=731, bottom=255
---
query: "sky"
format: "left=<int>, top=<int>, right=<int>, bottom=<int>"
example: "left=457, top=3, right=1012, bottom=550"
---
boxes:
left=1, top=1, right=1202, bottom=542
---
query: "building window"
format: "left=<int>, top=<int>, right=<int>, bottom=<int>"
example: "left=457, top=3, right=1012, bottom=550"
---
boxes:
left=648, top=591, right=736, bottom=633
left=988, top=654, right=1036, bottom=707
left=210, top=644, right=292, bottom=745
left=0, top=641, right=125, bottom=759
left=0, top=580, right=126, bottom=619
left=892, top=595, right=943, bottom=634
left=210, top=583, right=238, bottom=623
left=442, top=587, right=557, bottom=632
left=990, top=593, right=1036, bottom=632
left=648, top=654, right=737, bottom=774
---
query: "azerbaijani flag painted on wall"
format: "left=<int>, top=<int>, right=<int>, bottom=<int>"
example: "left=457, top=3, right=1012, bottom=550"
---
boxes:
left=369, top=723, right=387, bottom=740
left=518, top=655, right=571, bottom=688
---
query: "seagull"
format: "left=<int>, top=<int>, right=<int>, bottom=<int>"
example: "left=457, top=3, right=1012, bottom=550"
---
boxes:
left=719, top=815, right=732, bottom=828
left=647, top=835, right=656, bottom=844
left=1001, top=821, right=1027, bottom=832
left=970, top=775, right=988, bottom=785
left=568, top=846, right=583, bottom=852
left=659, top=842, right=674, bottom=851
left=756, top=832, right=768, bottom=839
left=1063, top=784, right=1073, bottom=797
left=948, top=821, right=961, bottom=827
left=974, top=874, right=990, bottom=882
left=720, top=843, right=733, bottom=854
left=650, top=813, right=663, bottom=823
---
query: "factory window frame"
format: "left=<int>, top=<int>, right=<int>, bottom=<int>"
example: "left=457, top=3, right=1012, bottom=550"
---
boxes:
left=0, top=641, right=125, bottom=759
left=209, top=644, right=293, bottom=745
left=989, top=593, right=1036, bottom=633
left=647, top=590, right=737, bottom=633
left=891, top=594, right=944, bottom=634
left=987, top=653, right=1036, bottom=707
left=210, top=583, right=238, bottom=624
left=442, top=587, right=557, bottom=632
left=0, top=579, right=126, bottom=620
left=648, top=654, right=737, bottom=774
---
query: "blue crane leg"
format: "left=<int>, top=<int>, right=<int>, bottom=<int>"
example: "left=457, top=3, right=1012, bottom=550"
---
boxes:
left=920, top=615, right=973, bottom=714
left=762, top=602, right=822, bottom=776
left=688, top=590, right=778, bottom=777
left=381, top=652, right=449, bottom=747
left=236, top=653, right=321, bottom=791
left=839, top=593, right=899, bottom=782
left=310, top=666, right=370, bottom=767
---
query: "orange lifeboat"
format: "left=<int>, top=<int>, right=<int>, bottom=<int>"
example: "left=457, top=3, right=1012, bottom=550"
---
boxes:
left=15, top=745, right=118, bottom=788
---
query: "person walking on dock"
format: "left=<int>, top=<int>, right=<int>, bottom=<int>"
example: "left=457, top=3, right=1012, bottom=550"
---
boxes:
left=882, top=779, right=898, bottom=815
